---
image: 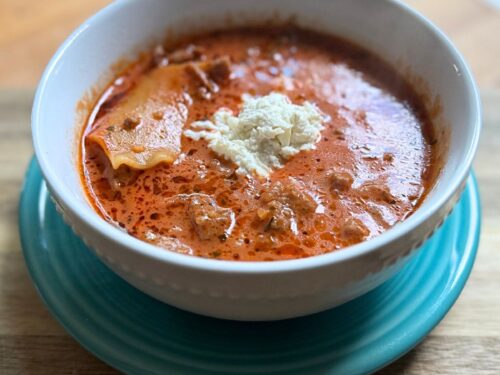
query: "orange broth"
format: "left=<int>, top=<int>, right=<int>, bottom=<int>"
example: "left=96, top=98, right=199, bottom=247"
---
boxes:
left=81, top=27, right=438, bottom=261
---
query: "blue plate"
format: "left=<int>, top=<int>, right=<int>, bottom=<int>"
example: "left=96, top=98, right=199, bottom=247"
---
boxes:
left=19, top=158, right=480, bottom=375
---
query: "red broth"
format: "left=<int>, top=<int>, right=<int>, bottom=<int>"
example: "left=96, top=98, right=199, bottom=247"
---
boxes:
left=81, top=27, right=439, bottom=261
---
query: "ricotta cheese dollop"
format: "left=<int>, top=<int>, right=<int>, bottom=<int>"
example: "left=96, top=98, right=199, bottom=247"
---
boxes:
left=184, top=92, right=325, bottom=177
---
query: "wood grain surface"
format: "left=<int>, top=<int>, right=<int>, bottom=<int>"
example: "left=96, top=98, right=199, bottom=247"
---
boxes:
left=0, top=0, right=499, bottom=374
left=0, top=0, right=499, bottom=89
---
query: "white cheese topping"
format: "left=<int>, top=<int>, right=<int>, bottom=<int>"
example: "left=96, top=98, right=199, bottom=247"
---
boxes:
left=184, top=92, right=325, bottom=177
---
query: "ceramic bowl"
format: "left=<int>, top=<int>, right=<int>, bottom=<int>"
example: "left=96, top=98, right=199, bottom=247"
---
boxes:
left=31, top=0, right=480, bottom=320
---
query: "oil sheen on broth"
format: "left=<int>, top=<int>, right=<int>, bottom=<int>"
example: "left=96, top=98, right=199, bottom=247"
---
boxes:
left=81, top=27, right=438, bottom=261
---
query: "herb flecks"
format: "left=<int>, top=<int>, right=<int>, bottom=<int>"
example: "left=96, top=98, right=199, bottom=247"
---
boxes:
left=210, top=250, right=222, bottom=258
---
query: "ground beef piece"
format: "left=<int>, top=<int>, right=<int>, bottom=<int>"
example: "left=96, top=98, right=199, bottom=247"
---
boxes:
left=383, top=152, right=394, bottom=162
left=260, top=201, right=297, bottom=233
left=187, top=194, right=235, bottom=240
left=262, top=179, right=318, bottom=214
left=185, top=63, right=218, bottom=100
left=186, top=63, right=217, bottom=92
left=328, top=170, right=353, bottom=192
left=207, top=56, right=231, bottom=84
left=359, top=184, right=396, bottom=204
left=258, top=179, right=317, bottom=233
left=185, top=56, right=232, bottom=99
left=341, top=218, right=370, bottom=242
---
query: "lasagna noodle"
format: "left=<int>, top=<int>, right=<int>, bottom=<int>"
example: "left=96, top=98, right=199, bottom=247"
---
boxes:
left=87, top=64, right=190, bottom=170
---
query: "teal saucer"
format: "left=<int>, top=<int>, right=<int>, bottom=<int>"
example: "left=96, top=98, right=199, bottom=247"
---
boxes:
left=19, top=159, right=480, bottom=375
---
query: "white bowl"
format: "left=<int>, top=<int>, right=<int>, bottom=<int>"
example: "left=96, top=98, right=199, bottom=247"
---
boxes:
left=32, top=0, right=480, bottom=320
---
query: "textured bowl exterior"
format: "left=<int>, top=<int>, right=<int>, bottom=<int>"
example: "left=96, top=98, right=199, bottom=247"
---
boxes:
left=32, top=0, right=480, bottom=320
left=19, top=162, right=481, bottom=374
left=46, top=172, right=467, bottom=320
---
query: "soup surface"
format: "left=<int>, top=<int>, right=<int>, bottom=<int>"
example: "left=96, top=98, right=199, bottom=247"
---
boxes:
left=81, top=27, right=438, bottom=261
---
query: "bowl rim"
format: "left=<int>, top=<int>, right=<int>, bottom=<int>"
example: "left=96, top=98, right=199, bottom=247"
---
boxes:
left=32, top=0, right=481, bottom=274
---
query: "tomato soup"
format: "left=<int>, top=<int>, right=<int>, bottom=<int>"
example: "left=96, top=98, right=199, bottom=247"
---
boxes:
left=81, top=27, right=438, bottom=261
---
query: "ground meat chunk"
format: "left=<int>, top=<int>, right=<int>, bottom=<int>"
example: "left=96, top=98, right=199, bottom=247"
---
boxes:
left=262, top=179, right=317, bottom=213
left=328, top=170, right=353, bottom=192
left=383, top=152, right=394, bottom=162
left=185, top=56, right=232, bottom=99
left=261, top=201, right=297, bottom=233
left=341, top=218, right=370, bottom=242
left=207, top=56, right=231, bottom=84
left=186, top=63, right=217, bottom=93
left=187, top=194, right=235, bottom=240
left=359, top=184, right=396, bottom=204
left=258, top=179, right=317, bottom=233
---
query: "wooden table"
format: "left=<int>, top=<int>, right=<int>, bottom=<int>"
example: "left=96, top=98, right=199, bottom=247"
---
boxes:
left=0, top=1, right=499, bottom=374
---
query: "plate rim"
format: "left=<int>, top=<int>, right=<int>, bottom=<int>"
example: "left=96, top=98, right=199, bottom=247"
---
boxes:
left=18, top=158, right=481, bottom=375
